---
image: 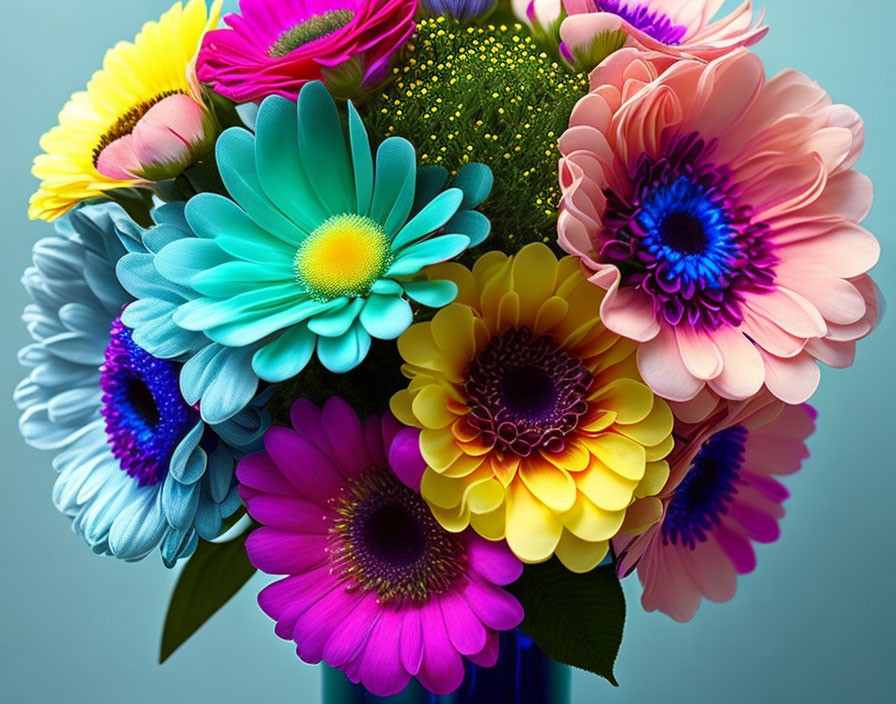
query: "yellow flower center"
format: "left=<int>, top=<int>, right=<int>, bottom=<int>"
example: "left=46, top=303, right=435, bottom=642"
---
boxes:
left=294, top=214, right=392, bottom=301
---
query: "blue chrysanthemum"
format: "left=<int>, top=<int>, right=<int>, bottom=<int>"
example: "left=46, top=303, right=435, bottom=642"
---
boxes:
left=118, top=81, right=492, bottom=422
left=15, top=202, right=269, bottom=566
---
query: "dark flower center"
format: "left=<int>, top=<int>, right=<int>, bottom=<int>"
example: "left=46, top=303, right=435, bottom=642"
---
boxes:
left=464, top=326, right=592, bottom=456
left=330, top=471, right=467, bottom=603
left=596, top=0, right=688, bottom=45
left=661, top=425, right=749, bottom=549
left=269, top=10, right=355, bottom=57
left=100, top=316, right=197, bottom=487
left=92, top=90, right=183, bottom=166
left=601, top=132, right=777, bottom=330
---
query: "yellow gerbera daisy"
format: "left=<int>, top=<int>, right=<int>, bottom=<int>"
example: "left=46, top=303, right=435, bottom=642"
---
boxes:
left=29, top=0, right=222, bottom=221
left=390, top=244, right=674, bottom=572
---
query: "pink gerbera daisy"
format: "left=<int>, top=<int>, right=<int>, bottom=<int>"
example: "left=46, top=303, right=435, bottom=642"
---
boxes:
left=558, top=48, right=880, bottom=404
left=197, top=0, right=416, bottom=102
left=236, top=397, right=524, bottom=696
left=614, top=397, right=816, bottom=622
left=558, top=0, right=767, bottom=61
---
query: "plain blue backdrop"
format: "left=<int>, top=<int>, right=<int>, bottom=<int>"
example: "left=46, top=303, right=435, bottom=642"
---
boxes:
left=1, top=1, right=893, bottom=702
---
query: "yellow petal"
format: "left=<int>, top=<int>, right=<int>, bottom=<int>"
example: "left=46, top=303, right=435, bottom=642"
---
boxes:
left=582, top=433, right=646, bottom=481
left=497, top=290, right=521, bottom=332
left=470, top=503, right=506, bottom=540
left=480, top=258, right=514, bottom=331
left=559, top=493, right=625, bottom=542
left=426, top=262, right=477, bottom=306
left=519, top=455, right=577, bottom=513
left=588, top=378, right=654, bottom=424
left=540, top=440, right=591, bottom=473
left=505, top=480, right=563, bottom=563
left=389, top=389, right=419, bottom=427
left=646, top=433, right=675, bottom=461
left=398, top=322, right=441, bottom=368
left=511, top=243, right=558, bottom=323
left=614, top=397, right=674, bottom=448
left=466, top=477, right=506, bottom=514
left=634, top=460, right=669, bottom=499
left=619, top=496, right=662, bottom=534
left=420, top=468, right=466, bottom=509
left=555, top=530, right=609, bottom=574
left=419, top=428, right=463, bottom=471
left=533, top=296, right=569, bottom=334
left=411, top=384, right=456, bottom=429
left=429, top=501, right=471, bottom=533
left=441, top=452, right=488, bottom=478
left=575, top=457, right=639, bottom=511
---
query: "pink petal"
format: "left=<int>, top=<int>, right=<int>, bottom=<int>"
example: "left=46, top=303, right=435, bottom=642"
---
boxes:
left=637, top=325, right=705, bottom=402
left=294, top=583, right=362, bottom=663
left=417, top=601, right=466, bottom=695
left=466, top=534, right=523, bottom=586
left=758, top=350, right=821, bottom=404
left=599, top=279, right=662, bottom=343
left=359, top=608, right=411, bottom=697
left=322, top=397, right=371, bottom=476
left=245, top=528, right=328, bottom=574
left=240, top=493, right=330, bottom=534
left=713, top=525, right=757, bottom=574
left=290, top=398, right=333, bottom=453
left=467, top=629, right=500, bottom=668
left=237, top=451, right=296, bottom=497
left=399, top=606, right=424, bottom=676
left=706, top=326, right=765, bottom=401
left=263, top=427, right=345, bottom=502
left=439, top=592, right=488, bottom=656
left=675, top=326, right=724, bottom=380
left=95, top=135, right=143, bottom=180
left=388, top=427, right=426, bottom=491
left=462, top=577, right=524, bottom=632
left=322, top=592, right=381, bottom=669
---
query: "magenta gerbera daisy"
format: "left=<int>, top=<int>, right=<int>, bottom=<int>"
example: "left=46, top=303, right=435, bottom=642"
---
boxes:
left=614, top=396, right=816, bottom=622
left=236, top=397, right=524, bottom=696
left=197, top=0, right=416, bottom=102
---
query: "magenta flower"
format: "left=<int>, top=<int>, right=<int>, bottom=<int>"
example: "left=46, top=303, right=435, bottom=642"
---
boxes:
left=197, top=0, right=416, bottom=102
left=614, top=397, right=816, bottom=622
left=237, top=398, right=524, bottom=696
left=558, top=49, right=880, bottom=405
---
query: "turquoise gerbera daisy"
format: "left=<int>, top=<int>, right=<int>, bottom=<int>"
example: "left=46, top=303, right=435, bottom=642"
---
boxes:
left=15, top=203, right=269, bottom=566
left=118, top=80, right=492, bottom=422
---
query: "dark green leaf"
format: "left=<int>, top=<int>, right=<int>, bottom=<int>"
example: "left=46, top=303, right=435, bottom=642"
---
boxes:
left=508, top=559, right=625, bottom=685
left=102, top=187, right=155, bottom=227
left=159, top=532, right=257, bottom=663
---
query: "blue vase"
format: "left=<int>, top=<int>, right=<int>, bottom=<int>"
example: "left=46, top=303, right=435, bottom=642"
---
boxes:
left=321, top=629, right=571, bottom=703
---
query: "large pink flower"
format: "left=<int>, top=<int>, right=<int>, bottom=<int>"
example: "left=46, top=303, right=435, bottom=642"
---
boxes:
left=614, top=397, right=816, bottom=622
left=237, top=398, right=523, bottom=696
left=558, top=48, right=880, bottom=404
left=197, top=0, right=416, bottom=103
left=559, top=0, right=767, bottom=61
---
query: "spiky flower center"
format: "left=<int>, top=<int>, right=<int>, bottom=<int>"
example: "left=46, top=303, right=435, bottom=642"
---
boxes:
left=92, top=90, right=183, bottom=166
left=464, top=326, right=592, bottom=456
left=100, top=317, right=197, bottom=487
left=329, top=471, right=467, bottom=603
left=662, top=425, right=748, bottom=549
left=269, top=10, right=356, bottom=57
left=294, top=214, right=393, bottom=302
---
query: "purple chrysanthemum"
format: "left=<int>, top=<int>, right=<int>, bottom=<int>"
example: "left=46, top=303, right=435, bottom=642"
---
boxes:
left=237, top=398, right=524, bottom=696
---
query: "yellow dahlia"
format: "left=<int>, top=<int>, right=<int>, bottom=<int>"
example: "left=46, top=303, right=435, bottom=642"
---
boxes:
left=390, top=244, right=674, bottom=572
left=29, top=0, right=222, bottom=221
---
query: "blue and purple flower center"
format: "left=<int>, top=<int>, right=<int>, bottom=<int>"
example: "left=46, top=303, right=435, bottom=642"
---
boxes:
left=601, top=132, right=777, bottom=329
left=330, top=471, right=467, bottom=603
left=100, top=317, right=197, bottom=487
left=662, top=424, right=748, bottom=549
left=597, top=0, right=688, bottom=45
left=464, top=326, right=592, bottom=457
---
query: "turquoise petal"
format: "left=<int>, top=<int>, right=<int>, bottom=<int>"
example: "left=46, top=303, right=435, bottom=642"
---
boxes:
left=348, top=101, right=374, bottom=216
left=359, top=294, right=413, bottom=340
left=186, top=194, right=298, bottom=264
left=444, top=209, right=491, bottom=247
left=154, top=238, right=233, bottom=288
left=297, top=81, right=354, bottom=214
left=251, top=324, right=316, bottom=382
left=151, top=202, right=190, bottom=231
left=205, top=297, right=340, bottom=347
left=370, top=137, right=416, bottom=236
left=386, top=235, right=471, bottom=277
left=391, top=188, right=463, bottom=251
left=370, top=279, right=404, bottom=295
left=180, top=344, right=259, bottom=424
left=307, top=297, right=363, bottom=338
left=190, top=261, right=294, bottom=298
left=117, top=253, right=189, bottom=303
left=317, top=324, right=371, bottom=373
left=255, top=96, right=329, bottom=232
left=452, top=162, right=494, bottom=209
left=215, top=128, right=308, bottom=245
left=174, top=282, right=303, bottom=329
left=402, top=280, right=459, bottom=308
left=412, top=165, right=450, bottom=215
left=144, top=224, right=188, bottom=253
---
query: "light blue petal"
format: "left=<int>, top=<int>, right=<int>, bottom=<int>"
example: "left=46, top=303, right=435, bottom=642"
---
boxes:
left=256, top=95, right=329, bottom=231
left=46, top=386, right=101, bottom=427
left=143, top=224, right=189, bottom=253
left=180, top=344, right=260, bottom=424
left=307, top=297, right=363, bottom=338
left=41, top=331, right=104, bottom=366
left=161, top=527, right=197, bottom=567
left=370, top=137, right=416, bottom=236
left=117, top=253, right=191, bottom=304
left=317, top=324, right=372, bottom=373
left=297, top=81, right=354, bottom=214
left=219, top=486, right=243, bottom=518
left=58, top=302, right=108, bottom=339
left=215, top=127, right=308, bottom=244
left=348, top=101, right=374, bottom=216
left=84, top=249, right=129, bottom=315
left=194, top=484, right=223, bottom=540
left=359, top=294, right=413, bottom=340
left=204, top=297, right=342, bottom=348
left=386, top=235, right=471, bottom=277
left=402, top=280, right=459, bottom=308
left=251, top=324, right=316, bottom=382
left=151, top=202, right=190, bottom=231
left=206, top=448, right=235, bottom=504
left=169, top=422, right=206, bottom=484
left=154, top=238, right=233, bottom=288
left=162, top=476, right=201, bottom=530
left=123, top=298, right=202, bottom=359
left=108, top=489, right=167, bottom=560
left=412, top=165, right=450, bottom=215
left=391, top=188, right=463, bottom=250
left=444, top=209, right=491, bottom=247
left=452, top=162, right=494, bottom=209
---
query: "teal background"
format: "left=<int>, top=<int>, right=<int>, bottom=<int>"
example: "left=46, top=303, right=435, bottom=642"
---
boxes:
left=1, top=1, right=892, bottom=702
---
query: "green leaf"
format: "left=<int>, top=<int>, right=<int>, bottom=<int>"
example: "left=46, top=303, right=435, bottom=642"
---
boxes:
left=101, top=187, right=155, bottom=227
left=159, top=532, right=257, bottom=664
left=507, top=559, right=625, bottom=685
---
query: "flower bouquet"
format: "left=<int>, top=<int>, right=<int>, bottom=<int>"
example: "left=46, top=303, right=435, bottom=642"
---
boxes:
left=17, top=0, right=881, bottom=700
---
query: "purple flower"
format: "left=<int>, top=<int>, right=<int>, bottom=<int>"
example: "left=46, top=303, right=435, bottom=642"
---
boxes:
left=421, top=0, right=497, bottom=21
